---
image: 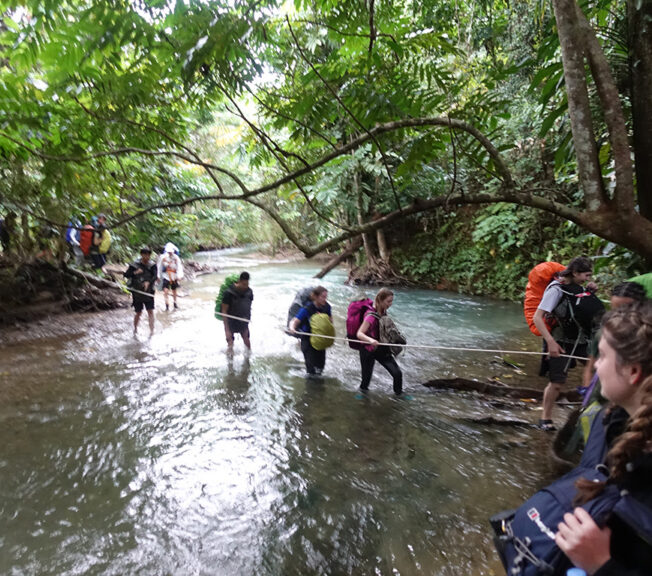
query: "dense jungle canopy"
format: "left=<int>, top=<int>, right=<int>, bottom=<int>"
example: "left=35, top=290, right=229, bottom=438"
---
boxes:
left=1, top=0, right=651, bottom=298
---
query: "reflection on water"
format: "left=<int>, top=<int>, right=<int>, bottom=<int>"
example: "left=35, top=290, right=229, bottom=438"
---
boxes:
left=0, top=250, right=567, bottom=575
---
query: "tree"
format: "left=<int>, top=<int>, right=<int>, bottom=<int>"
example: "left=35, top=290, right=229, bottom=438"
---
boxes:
left=1, top=0, right=651, bottom=264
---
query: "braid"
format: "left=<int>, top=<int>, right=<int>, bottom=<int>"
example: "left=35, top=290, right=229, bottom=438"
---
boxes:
left=608, top=375, right=652, bottom=482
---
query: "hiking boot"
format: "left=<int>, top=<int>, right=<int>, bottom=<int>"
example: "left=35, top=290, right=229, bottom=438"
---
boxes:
left=165, top=304, right=169, bottom=311
left=538, top=419, right=557, bottom=432
left=174, top=303, right=179, bottom=309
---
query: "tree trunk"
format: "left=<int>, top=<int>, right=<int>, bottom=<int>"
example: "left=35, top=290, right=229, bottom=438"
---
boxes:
left=629, top=0, right=652, bottom=223
left=354, top=169, right=376, bottom=266
left=551, top=0, right=606, bottom=211
left=376, top=227, right=389, bottom=263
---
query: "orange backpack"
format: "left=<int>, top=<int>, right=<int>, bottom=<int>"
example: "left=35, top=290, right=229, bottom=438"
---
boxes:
left=523, top=262, right=566, bottom=336
left=79, top=224, right=94, bottom=256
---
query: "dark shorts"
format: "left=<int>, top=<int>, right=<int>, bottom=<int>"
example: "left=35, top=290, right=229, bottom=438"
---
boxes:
left=133, top=294, right=155, bottom=313
left=227, top=318, right=250, bottom=338
left=162, top=279, right=179, bottom=290
left=539, top=340, right=587, bottom=384
left=90, top=253, right=106, bottom=269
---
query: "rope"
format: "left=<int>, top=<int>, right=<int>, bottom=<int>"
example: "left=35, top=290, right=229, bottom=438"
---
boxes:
left=98, top=275, right=588, bottom=361
left=285, top=328, right=588, bottom=361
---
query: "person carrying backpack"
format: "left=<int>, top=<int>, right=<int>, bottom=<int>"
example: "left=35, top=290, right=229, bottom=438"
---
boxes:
left=157, top=242, right=184, bottom=311
left=221, top=271, right=254, bottom=351
left=65, top=217, right=83, bottom=265
left=289, top=286, right=334, bottom=376
left=534, top=257, right=603, bottom=431
left=492, top=301, right=652, bottom=576
left=123, top=246, right=157, bottom=337
left=355, top=287, right=404, bottom=396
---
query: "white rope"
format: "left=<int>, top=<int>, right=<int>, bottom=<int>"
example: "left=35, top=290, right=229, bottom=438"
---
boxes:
left=99, top=276, right=588, bottom=361
left=286, top=328, right=589, bottom=361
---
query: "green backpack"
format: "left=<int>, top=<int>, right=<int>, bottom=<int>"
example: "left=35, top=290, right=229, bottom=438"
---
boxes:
left=309, top=313, right=335, bottom=351
left=214, top=274, right=240, bottom=319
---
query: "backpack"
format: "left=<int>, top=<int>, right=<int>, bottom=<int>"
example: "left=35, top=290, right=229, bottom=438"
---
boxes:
left=346, top=298, right=375, bottom=349
left=524, top=262, right=566, bottom=336
left=98, top=229, right=111, bottom=254
left=79, top=224, right=94, bottom=256
left=491, top=409, right=652, bottom=576
left=379, top=316, right=407, bottom=356
left=548, top=281, right=604, bottom=343
left=309, top=313, right=336, bottom=351
left=214, top=274, right=240, bottom=319
left=65, top=220, right=80, bottom=244
left=286, top=287, right=316, bottom=337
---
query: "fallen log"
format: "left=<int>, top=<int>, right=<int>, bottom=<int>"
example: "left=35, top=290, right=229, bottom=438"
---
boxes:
left=314, top=237, right=362, bottom=279
left=422, top=377, right=582, bottom=402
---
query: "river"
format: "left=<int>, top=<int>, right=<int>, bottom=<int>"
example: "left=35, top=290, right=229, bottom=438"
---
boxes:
left=0, top=250, right=574, bottom=575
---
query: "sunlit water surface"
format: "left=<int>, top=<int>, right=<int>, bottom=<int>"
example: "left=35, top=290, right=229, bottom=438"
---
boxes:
left=0, top=250, right=571, bottom=575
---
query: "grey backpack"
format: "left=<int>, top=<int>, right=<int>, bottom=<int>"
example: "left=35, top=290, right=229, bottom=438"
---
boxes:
left=379, top=315, right=407, bottom=356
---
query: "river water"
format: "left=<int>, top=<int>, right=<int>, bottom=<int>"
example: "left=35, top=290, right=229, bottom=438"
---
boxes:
left=0, top=250, right=573, bottom=575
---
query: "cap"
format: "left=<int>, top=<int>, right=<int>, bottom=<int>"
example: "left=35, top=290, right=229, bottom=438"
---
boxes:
left=164, top=242, right=177, bottom=253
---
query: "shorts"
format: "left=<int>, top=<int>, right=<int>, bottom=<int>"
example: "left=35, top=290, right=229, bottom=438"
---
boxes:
left=227, top=318, right=250, bottom=339
left=162, top=279, right=179, bottom=290
left=539, top=340, right=587, bottom=384
left=133, top=295, right=155, bottom=313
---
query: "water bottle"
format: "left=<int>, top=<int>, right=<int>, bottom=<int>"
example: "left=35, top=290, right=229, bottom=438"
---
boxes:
left=566, top=569, right=587, bottom=576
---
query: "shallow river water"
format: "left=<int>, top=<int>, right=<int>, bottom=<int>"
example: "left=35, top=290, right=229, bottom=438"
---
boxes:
left=0, top=250, right=573, bottom=575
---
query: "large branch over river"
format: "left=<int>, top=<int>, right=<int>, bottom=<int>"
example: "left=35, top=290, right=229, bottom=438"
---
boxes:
left=5, top=113, right=652, bottom=260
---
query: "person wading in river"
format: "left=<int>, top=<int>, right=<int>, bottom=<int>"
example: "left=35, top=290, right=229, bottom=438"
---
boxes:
left=533, top=257, right=602, bottom=431
left=221, top=271, right=253, bottom=352
left=356, top=288, right=404, bottom=396
left=124, top=247, right=157, bottom=337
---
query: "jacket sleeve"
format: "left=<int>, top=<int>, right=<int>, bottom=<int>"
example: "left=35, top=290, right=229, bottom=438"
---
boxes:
left=594, top=558, right=648, bottom=576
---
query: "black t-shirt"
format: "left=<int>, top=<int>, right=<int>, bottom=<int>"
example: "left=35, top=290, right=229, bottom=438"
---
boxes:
left=222, top=285, right=253, bottom=319
left=124, top=258, right=157, bottom=293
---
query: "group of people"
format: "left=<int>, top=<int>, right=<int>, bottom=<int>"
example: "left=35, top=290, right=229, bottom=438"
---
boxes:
left=65, top=213, right=111, bottom=269
left=123, top=243, right=184, bottom=335
left=492, top=257, right=652, bottom=576
left=123, top=250, right=652, bottom=574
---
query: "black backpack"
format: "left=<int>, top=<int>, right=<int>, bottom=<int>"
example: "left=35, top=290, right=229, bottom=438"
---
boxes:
left=547, top=282, right=604, bottom=342
left=286, top=287, right=315, bottom=337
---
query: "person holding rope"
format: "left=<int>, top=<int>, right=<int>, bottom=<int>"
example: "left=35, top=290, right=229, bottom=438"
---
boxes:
left=124, top=246, right=157, bottom=336
left=356, top=288, right=404, bottom=396
left=533, top=257, right=603, bottom=431
left=289, top=286, right=333, bottom=376
left=221, top=271, right=253, bottom=351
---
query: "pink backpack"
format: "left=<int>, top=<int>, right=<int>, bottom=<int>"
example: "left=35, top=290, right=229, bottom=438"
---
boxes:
left=346, top=298, right=375, bottom=349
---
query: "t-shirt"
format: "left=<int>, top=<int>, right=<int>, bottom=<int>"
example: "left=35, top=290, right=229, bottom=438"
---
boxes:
left=538, top=281, right=564, bottom=313
left=222, top=286, right=254, bottom=320
left=295, top=302, right=332, bottom=334
left=124, top=258, right=157, bottom=294
left=362, top=311, right=381, bottom=352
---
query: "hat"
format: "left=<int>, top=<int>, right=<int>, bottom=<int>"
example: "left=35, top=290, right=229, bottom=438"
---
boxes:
left=97, top=213, right=107, bottom=220
left=164, top=242, right=177, bottom=253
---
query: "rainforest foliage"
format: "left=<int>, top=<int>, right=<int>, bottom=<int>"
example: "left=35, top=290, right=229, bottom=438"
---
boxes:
left=0, top=0, right=651, bottom=297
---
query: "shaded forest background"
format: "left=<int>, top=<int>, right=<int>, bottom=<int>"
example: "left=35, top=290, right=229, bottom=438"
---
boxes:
left=1, top=0, right=651, bottom=304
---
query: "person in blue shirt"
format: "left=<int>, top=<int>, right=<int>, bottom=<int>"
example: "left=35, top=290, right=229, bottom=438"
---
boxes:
left=289, top=286, right=332, bottom=376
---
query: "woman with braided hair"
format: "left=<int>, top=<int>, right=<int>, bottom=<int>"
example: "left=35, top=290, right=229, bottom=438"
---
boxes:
left=555, top=300, right=652, bottom=575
